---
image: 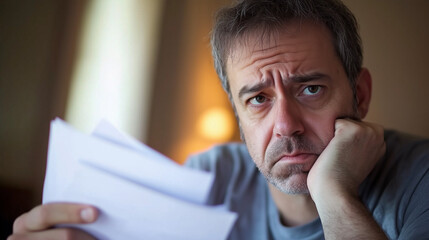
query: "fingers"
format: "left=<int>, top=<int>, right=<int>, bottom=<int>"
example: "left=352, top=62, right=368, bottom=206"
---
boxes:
left=8, top=228, right=96, bottom=240
left=333, top=119, right=386, bottom=177
left=334, top=119, right=385, bottom=147
left=309, top=119, right=386, bottom=196
left=335, top=118, right=382, bottom=133
left=13, top=203, right=98, bottom=234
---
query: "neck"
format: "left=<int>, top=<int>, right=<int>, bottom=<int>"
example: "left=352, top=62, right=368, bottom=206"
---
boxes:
left=268, top=183, right=319, bottom=227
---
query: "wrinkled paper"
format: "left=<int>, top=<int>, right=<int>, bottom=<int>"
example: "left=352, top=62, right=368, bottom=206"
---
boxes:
left=43, top=118, right=237, bottom=240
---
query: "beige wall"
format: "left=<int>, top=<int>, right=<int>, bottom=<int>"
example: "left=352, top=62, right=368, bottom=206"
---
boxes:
left=0, top=0, right=85, bottom=201
left=344, top=0, right=429, bottom=137
left=0, top=0, right=86, bottom=236
left=147, top=0, right=237, bottom=163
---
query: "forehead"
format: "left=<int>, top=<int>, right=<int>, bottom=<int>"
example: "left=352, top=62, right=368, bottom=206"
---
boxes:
left=226, top=19, right=338, bottom=73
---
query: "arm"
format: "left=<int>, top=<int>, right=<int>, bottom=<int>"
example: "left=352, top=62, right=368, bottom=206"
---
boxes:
left=8, top=203, right=97, bottom=240
left=313, top=189, right=386, bottom=239
left=307, top=119, right=387, bottom=239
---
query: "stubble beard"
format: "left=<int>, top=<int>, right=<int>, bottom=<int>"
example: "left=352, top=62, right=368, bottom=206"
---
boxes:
left=261, top=135, right=325, bottom=194
left=239, top=121, right=324, bottom=194
left=265, top=165, right=310, bottom=194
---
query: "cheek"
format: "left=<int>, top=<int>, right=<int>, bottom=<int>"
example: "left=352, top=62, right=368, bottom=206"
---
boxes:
left=305, top=113, right=336, bottom=146
left=241, top=119, right=272, bottom=163
left=312, top=94, right=357, bottom=141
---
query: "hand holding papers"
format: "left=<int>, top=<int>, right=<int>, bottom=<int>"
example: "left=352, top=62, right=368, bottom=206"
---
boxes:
left=43, top=118, right=237, bottom=240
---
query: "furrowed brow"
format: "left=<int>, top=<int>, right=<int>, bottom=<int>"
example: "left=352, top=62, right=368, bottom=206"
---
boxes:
left=238, top=81, right=273, bottom=99
left=288, top=73, right=327, bottom=83
left=237, top=73, right=327, bottom=99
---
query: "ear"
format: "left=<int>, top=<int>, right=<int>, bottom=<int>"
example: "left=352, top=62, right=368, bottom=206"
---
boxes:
left=356, top=68, right=372, bottom=119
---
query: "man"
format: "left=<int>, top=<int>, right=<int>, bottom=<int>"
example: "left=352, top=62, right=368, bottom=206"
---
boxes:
left=8, top=0, right=429, bottom=239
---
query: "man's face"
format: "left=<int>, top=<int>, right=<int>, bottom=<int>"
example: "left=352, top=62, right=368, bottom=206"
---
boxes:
left=226, top=20, right=358, bottom=194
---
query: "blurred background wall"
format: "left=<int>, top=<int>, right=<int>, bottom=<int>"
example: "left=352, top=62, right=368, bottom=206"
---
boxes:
left=1, top=0, right=88, bottom=236
left=0, top=0, right=428, bottom=237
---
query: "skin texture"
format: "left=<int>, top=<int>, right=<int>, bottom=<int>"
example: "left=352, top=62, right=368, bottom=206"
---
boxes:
left=227, top=19, right=387, bottom=238
left=8, top=19, right=387, bottom=240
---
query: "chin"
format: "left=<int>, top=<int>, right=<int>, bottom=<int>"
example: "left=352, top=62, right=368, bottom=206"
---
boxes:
left=268, top=172, right=310, bottom=195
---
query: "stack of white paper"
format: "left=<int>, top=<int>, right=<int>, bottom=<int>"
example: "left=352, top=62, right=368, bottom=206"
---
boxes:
left=42, top=118, right=237, bottom=240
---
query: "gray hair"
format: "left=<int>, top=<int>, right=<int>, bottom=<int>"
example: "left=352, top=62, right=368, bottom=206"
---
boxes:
left=210, top=0, right=362, bottom=100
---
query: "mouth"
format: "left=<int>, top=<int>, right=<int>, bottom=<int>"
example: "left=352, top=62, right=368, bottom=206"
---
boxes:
left=274, top=153, right=318, bottom=171
left=278, top=152, right=317, bottom=162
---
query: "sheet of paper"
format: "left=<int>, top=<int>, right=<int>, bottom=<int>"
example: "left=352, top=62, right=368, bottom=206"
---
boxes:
left=44, top=118, right=213, bottom=204
left=57, top=162, right=237, bottom=240
left=91, top=119, right=171, bottom=163
left=43, top=118, right=237, bottom=239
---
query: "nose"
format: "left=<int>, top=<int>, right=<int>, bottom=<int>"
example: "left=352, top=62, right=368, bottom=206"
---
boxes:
left=273, top=97, right=304, bottom=137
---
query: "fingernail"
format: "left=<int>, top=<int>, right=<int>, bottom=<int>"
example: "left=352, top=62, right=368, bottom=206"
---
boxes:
left=80, top=207, right=95, bottom=222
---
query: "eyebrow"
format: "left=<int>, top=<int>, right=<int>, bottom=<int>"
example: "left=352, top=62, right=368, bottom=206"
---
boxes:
left=289, top=73, right=328, bottom=83
left=238, top=72, right=328, bottom=99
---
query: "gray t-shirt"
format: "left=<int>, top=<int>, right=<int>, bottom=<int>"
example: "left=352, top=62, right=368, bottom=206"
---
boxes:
left=185, top=130, right=429, bottom=239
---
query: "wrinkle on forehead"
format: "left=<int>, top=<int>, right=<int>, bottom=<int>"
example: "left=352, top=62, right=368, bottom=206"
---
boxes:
left=227, top=19, right=335, bottom=78
left=227, top=18, right=321, bottom=65
left=230, top=41, right=313, bottom=81
left=251, top=46, right=310, bottom=72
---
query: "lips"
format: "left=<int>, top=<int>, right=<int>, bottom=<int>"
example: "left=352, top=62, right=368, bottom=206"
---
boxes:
left=275, top=153, right=318, bottom=171
left=278, top=153, right=316, bottom=161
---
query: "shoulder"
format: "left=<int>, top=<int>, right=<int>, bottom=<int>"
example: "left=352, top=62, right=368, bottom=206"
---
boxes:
left=385, top=131, right=429, bottom=237
left=185, top=142, right=252, bottom=173
left=361, top=129, right=429, bottom=199
left=362, top=130, right=429, bottom=238
left=383, top=130, right=429, bottom=169
left=371, top=130, right=429, bottom=182
left=184, top=143, right=260, bottom=206
left=385, top=130, right=429, bottom=152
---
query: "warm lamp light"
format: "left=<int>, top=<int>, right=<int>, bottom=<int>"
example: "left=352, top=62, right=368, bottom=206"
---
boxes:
left=198, top=107, right=235, bottom=141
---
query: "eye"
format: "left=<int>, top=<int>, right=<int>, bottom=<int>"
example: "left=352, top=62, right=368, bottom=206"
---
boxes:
left=249, top=95, right=267, bottom=105
left=302, top=85, right=322, bottom=95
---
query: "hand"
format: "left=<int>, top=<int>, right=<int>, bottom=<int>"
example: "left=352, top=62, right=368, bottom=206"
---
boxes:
left=307, top=119, right=386, bottom=201
left=8, top=202, right=98, bottom=240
